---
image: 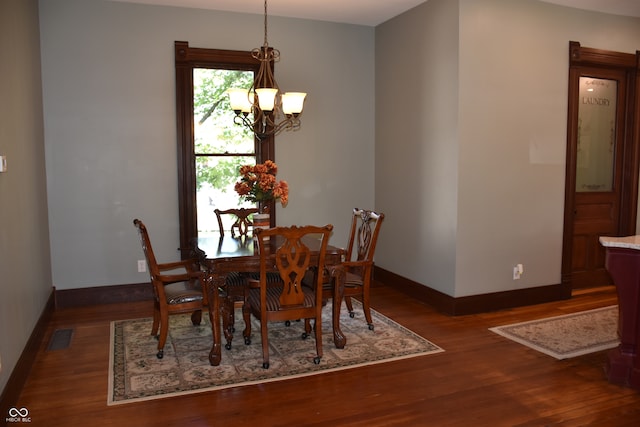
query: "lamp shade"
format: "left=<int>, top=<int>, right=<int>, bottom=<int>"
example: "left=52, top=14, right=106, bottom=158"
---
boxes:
left=255, top=88, right=278, bottom=112
left=227, top=88, right=253, bottom=113
left=282, top=92, right=306, bottom=115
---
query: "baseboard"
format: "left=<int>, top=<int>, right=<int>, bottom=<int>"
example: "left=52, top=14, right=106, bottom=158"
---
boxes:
left=374, top=266, right=571, bottom=316
left=0, top=289, right=55, bottom=414
left=54, top=282, right=153, bottom=309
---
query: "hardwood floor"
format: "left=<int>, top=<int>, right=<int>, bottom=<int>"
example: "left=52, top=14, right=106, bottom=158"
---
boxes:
left=11, top=284, right=640, bottom=426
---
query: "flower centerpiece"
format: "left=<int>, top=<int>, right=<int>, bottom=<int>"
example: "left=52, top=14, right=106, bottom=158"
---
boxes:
left=234, top=160, right=289, bottom=208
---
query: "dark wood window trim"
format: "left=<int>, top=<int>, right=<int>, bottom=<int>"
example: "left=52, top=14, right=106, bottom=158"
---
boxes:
left=174, top=41, right=276, bottom=253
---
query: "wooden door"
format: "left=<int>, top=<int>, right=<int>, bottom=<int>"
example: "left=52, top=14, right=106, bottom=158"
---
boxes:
left=562, top=42, right=640, bottom=291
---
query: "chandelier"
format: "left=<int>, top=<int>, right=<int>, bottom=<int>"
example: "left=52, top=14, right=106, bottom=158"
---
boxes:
left=227, top=0, right=306, bottom=140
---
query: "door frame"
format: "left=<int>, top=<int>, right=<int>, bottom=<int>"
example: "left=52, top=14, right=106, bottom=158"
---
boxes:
left=561, top=41, right=640, bottom=294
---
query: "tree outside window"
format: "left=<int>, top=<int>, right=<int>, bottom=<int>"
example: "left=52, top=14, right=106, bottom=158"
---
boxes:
left=193, top=68, right=255, bottom=234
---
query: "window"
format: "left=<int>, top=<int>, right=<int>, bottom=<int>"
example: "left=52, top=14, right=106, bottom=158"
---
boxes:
left=175, top=41, right=275, bottom=251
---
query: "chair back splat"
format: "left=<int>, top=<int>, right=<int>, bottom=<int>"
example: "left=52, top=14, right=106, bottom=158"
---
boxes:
left=347, top=208, right=385, bottom=264
left=215, top=208, right=259, bottom=238
left=274, top=232, right=315, bottom=307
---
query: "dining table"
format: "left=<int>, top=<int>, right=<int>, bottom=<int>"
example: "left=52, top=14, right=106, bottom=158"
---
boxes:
left=193, top=232, right=347, bottom=366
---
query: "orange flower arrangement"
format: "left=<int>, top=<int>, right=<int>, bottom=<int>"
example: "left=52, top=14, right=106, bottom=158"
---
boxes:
left=234, top=160, right=289, bottom=207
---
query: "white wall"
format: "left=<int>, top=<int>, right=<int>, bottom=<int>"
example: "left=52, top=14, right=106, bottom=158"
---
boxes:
left=376, top=0, right=640, bottom=298
left=0, top=0, right=52, bottom=394
left=38, top=0, right=375, bottom=289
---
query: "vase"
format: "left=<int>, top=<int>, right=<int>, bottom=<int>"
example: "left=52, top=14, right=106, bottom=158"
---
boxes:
left=253, top=213, right=270, bottom=237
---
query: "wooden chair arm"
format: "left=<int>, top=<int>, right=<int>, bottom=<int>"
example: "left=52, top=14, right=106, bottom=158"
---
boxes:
left=155, top=270, right=204, bottom=285
left=341, top=260, right=372, bottom=273
left=338, top=261, right=372, bottom=281
left=156, top=258, right=200, bottom=273
left=342, top=260, right=372, bottom=268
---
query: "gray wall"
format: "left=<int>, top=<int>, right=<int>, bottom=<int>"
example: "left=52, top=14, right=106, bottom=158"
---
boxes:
left=38, top=0, right=375, bottom=290
left=0, top=0, right=52, bottom=394
left=375, top=0, right=640, bottom=297
left=375, top=0, right=460, bottom=296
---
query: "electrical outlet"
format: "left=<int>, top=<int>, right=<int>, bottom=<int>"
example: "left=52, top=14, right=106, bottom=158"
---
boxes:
left=513, top=263, right=523, bottom=280
left=137, top=260, right=146, bottom=273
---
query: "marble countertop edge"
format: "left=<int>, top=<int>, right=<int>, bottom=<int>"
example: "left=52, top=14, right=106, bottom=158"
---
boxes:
left=599, top=235, right=640, bottom=250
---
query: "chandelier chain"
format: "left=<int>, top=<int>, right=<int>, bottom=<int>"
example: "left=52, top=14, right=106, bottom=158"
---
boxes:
left=263, top=0, right=268, bottom=47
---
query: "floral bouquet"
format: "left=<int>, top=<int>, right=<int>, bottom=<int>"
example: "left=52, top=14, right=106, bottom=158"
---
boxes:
left=234, top=160, right=289, bottom=207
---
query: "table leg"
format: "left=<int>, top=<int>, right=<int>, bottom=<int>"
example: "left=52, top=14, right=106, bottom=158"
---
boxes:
left=331, top=265, right=347, bottom=349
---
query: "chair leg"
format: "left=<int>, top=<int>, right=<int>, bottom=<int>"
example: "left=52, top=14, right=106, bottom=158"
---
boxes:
left=190, top=309, right=202, bottom=326
left=313, top=317, right=323, bottom=365
left=345, top=296, right=355, bottom=317
left=302, top=317, right=312, bottom=339
left=261, top=320, right=270, bottom=369
left=222, top=298, right=234, bottom=350
left=362, top=291, right=374, bottom=330
left=242, top=303, right=252, bottom=345
left=151, top=305, right=160, bottom=337
left=156, top=312, right=169, bottom=359
left=229, top=297, right=238, bottom=333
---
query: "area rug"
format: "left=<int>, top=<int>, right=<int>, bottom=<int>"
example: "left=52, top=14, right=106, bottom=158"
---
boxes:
left=489, top=306, right=619, bottom=360
left=108, top=301, right=444, bottom=405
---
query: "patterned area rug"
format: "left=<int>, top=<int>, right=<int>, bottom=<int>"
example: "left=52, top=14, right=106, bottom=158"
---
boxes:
left=489, top=306, right=619, bottom=360
left=108, top=301, right=444, bottom=405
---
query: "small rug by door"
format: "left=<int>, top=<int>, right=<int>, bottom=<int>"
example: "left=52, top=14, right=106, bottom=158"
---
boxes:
left=489, top=306, right=619, bottom=360
left=108, top=301, right=444, bottom=405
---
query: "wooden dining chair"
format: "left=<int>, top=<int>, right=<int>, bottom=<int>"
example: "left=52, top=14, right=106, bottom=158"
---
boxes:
left=133, top=219, right=208, bottom=359
left=242, top=224, right=333, bottom=369
left=305, top=208, right=385, bottom=331
left=214, top=207, right=282, bottom=341
left=213, top=208, right=259, bottom=305
left=214, top=207, right=259, bottom=238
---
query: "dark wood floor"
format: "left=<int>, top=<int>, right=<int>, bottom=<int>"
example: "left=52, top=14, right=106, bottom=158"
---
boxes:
left=12, top=284, right=640, bottom=426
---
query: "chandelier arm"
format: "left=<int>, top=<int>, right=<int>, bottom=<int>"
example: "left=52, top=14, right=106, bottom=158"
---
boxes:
left=233, top=113, right=254, bottom=130
left=233, top=111, right=301, bottom=141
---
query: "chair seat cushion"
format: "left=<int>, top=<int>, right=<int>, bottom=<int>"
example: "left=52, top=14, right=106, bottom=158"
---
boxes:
left=226, top=271, right=284, bottom=301
left=226, top=271, right=247, bottom=288
left=226, top=271, right=283, bottom=288
left=302, top=269, right=363, bottom=289
left=246, top=285, right=315, bottom=312
left=344, top=271, right=363, bottom=287
left=248, top=271, right=285, bottom=284
left=164, top=281, right=204, bottom=305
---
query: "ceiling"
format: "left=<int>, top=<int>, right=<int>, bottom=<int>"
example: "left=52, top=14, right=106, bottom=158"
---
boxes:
left=106, top=0, right=640, bottom=26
